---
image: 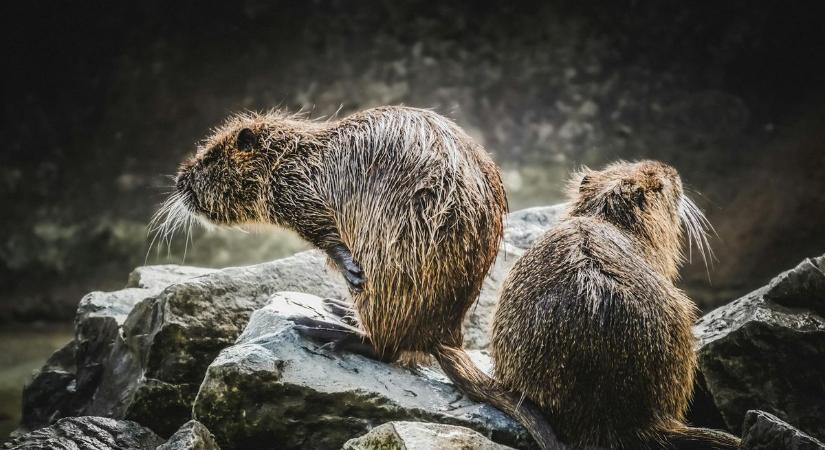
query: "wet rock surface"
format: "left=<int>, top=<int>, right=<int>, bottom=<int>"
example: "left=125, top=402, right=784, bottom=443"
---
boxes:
left=2, top=416, right=164, bottom=450
left=694, top=255, right=825, bottom=440
left=193, top=292, right=529, bottom=450
left=343, top=421, right=514, bottom=450
left=741, top=410, right=825, bottom=450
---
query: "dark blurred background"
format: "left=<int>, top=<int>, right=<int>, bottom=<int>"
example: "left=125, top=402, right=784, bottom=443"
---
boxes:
left=1, top=0, right=824, bottom=437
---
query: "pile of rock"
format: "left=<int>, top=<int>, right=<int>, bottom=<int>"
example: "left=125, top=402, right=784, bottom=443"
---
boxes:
left=5, top=205, right=824, bottom=449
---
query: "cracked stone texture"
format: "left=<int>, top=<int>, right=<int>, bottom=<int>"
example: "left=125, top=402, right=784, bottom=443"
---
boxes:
left=343, top=421, right=515, bottom=450
left=741, top=410, right=824, bottom=450
left=193, top=292, right=532, bottom=450
left=2, top=416, right=164, bottom=450
left=694, top=254, right=825, bottom=440
left=20, top=206, right=563, bottom=437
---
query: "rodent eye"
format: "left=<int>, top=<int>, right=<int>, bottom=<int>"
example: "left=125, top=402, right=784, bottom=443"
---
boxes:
left=236, top=128, right=256, bottom=152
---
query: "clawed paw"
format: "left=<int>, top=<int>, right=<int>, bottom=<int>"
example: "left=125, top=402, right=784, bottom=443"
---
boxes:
left=327, top=244, right=366, bottom=292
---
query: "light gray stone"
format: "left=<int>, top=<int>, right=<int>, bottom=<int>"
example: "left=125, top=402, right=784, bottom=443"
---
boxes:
left=343, top=421, right=515, bottom=450
left=193, top=292, right=531, bottom=450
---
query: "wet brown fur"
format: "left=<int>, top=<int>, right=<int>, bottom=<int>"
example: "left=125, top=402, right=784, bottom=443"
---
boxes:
left=491, top=161, right=740, bottom=449
left=166, top=106, right=561, bottom=449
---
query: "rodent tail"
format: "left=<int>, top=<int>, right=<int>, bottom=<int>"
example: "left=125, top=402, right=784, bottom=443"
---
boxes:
left=433, top=343, right=567, bottom=450
left=656, top=423, right=741, bottom=450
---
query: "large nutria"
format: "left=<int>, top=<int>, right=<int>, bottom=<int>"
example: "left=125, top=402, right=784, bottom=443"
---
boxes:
left=156, top=106, right=561, bottom=449
left=491, top=160, right=740, bottom=449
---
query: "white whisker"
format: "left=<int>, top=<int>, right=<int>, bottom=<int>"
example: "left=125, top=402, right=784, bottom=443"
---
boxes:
left=146, top=190, right=196, bottom=264
left=679, top=195, right=716, bottom=279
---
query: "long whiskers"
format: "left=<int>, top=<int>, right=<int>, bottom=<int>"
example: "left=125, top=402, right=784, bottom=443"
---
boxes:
left=679, top=195, right=717, bottom=277
left=146, top=191, right=197, bottom=264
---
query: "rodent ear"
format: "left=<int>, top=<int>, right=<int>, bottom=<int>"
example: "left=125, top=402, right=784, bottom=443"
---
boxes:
left=236, top=128, right=256, bottom=152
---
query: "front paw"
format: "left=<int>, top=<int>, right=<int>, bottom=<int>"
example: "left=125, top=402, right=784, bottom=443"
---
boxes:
left=327, top=244, right=366, bottom=292
left=343, top=266, right=365, bottom=292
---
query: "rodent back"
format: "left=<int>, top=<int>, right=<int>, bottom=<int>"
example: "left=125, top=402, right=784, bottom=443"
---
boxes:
left=492, top=216, right=697, bottom=447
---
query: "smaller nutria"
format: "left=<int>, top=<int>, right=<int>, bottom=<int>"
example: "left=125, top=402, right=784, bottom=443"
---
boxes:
left=491, top=160, right=739, bottom=449
left=156, top=106, right=562, bottom=449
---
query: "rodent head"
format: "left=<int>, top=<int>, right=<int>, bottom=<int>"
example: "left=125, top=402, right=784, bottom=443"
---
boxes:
left=171, top=111, right=316, bottom=227
left=567, top=160, right=712, bottom=278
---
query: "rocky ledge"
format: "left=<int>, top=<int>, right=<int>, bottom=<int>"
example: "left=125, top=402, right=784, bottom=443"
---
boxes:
left=6, top=205, right=824, bottom=449
left=694, top=255, right=825, bottom=442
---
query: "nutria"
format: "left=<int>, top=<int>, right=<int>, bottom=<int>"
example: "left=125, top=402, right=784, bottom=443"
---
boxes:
left=155, top=106, right=562, bottom=449
left=491, top=160, right=740, bottom=449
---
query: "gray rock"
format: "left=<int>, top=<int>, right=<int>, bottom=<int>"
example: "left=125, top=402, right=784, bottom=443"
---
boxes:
left=343, top=421, right=515, bottom=450
left=694, top=255, right=825, bottom=440
left=20, top=265, right=214, bottom=433
left=193, top=292, right=531, bottom=450
left=502, top=206, right=566, bottom=251
left=157, top=420, right=221, bottom=450
left=742, top=410, right=825, bottom=450
left=21, top=206, right=564, bottom=437
left=92, top=250, right=348, bottom=436
left=3, top=416, right=164, bottom=450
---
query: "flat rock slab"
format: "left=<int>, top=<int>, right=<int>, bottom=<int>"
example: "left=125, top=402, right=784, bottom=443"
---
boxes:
left=343, top=421, right=515, bottom=450
left=742, top=410, right=825, bottom=450
left=2, top=416, right=164, bottom=450
left=193, top=292, right=531, bottom=450
left=694, top=255, right=825, bottom=440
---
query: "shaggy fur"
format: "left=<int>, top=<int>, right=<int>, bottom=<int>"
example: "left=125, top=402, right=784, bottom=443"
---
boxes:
left=156, top=106, right=561, bottom=449
left=491, top=160, right=739, bottom=449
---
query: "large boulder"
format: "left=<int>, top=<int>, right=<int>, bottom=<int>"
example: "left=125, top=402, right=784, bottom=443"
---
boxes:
left=343, top=421, right=515, bottom=450
left=741, top=410, right=824, bottom=450
left=694, top=255, right=825, bottom=440
left=20, top=265, right=215, bottom=433
left=2, top=416, right=164, bottom=450
left=193, top=292, right=531, bottom=450
left=20, top=206, right=564, bottom=437
left=98, top=250, right=350, bottom=436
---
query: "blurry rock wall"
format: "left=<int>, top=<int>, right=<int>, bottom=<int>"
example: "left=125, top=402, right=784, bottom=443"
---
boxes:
left=2, top=0, right=824, bottom=321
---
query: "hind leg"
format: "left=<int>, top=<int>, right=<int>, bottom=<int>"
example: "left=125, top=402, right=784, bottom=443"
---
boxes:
left=321, top=298, right=359, bottom=327
left=288, top=315, right=395, bottom=363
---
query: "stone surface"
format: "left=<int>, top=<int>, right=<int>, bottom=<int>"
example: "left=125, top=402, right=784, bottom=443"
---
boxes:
left=20, top=206, right=562, bottom=437
left=694, top=255, right=825, bottom=440
left=2, top=416, right=164, bottom=450
left=157, top=420, right=221, bottom=450
left=89, top=251, right=347, bottom=437
left=343, top=421, right=515, bottom=450
left=193, top=292, right=531, bottom=450
left=741, top=410, right=825, bottom=450
left=20, top=265, right=214, bottom=433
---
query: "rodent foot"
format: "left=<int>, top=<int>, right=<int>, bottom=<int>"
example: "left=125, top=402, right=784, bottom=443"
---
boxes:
left=326, top=244, right=366, bottom=292
left=322, top=298, right=359, bottom=327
